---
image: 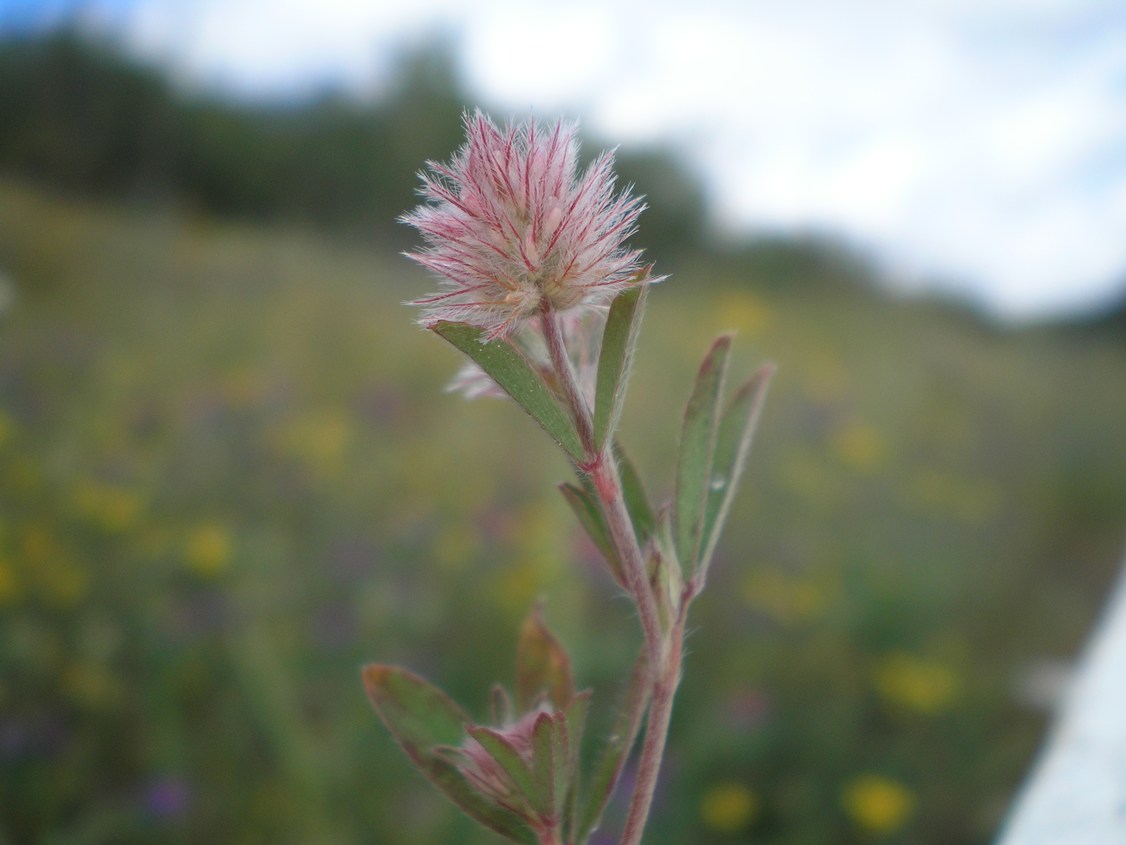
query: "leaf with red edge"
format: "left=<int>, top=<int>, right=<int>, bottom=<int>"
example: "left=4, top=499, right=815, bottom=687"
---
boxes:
left=362, top=664, right=536, bottom=844
left=575, top=650, right=651, bottom=842
left=594, top=284, right=649, bottom=450
left=675, top=335, right=732, bottom=575
left=559, top=481, right=625, bottom=587
left=432, top=321, right=584, bottom=462
left=696, top=363, right=774, bottom=586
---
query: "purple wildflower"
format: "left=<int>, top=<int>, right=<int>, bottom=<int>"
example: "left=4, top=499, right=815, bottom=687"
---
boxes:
left=403, top=110, right=661, bottom=340
left=142, top=776, right=191, bottom=819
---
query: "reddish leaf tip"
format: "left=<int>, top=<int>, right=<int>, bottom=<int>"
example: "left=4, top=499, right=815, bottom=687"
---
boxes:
left=362, top=663, right=392, bottom=696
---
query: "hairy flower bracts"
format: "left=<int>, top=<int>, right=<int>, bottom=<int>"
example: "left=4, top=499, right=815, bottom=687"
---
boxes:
left=403, top=110, right=661, bottom=340
left=364, top=609, right=593, bottom=845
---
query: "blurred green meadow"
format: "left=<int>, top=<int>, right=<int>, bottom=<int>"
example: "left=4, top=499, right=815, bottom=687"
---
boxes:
left=3, top=29, right=1126, bottom=845
left=2, top=177, right=1125, bottom=845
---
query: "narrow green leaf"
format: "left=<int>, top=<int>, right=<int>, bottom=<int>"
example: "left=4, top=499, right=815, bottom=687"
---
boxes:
left=362, top=665, right=536, bottom=844
left=466, top=726, right=541, bottom=816
left=697, top=364, right=775, bottom=586
left=425, top=755, right=537, bottom=843
left=516, top=606, right=575, bottom=712
left=551, top=715, right=570, bottom=820
left=576, top=650, right=651, bottom=842
left=561, top=692, right=591, bottom=780
left=559, top=483, right=626, bottom=588
left=561, top=692, right=592, bottom=841
left=362, top=664, right=468, bottom=751
left=674, top=335, right=733, bottom=573
left=432, top=321, right=584, bottom=462
left=593, top=285, right=649, bottom=450
left=532, top=713, right=558, bottom=822
left=614, top=442, right=655, bottom=543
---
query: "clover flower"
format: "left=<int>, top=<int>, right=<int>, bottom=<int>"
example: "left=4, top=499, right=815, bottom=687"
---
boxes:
left=403, top=110, right=660, bottom=340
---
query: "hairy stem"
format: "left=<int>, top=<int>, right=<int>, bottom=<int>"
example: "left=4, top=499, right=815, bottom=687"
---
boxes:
left=540, top=303, right=663, bottom=668
left=618, top=618, right=684, bottom=845
left=540, top=301, right=682, bottom=845
left=540, top=303, right=597, bottom=456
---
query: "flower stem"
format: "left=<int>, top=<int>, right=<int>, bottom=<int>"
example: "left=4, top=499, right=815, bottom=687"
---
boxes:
left=618, top=617, right=684, bottom=845
left=589, top=457, right=665, bottom=669
left=539, top=304, right=663, bottom=668
left=540, top=301, right=682, bottom=845
left=540, top=303, right=596, bottom=456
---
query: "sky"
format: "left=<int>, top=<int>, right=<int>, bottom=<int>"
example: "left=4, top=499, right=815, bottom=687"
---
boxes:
left=4, top=0, right=1126, bottom=320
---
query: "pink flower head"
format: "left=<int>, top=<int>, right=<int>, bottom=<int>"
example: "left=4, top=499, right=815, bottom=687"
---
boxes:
left=403, top=110, right=661, bottom=340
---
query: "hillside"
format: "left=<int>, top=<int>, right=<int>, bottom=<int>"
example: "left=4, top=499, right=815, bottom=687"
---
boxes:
left=1, top=180, right=1125, bottom=844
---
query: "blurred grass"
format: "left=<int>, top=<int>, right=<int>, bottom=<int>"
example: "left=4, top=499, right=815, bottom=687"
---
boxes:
left=0, top=179, right=1124, bottom=844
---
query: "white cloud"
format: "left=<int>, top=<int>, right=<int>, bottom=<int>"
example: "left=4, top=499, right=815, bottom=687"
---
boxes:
left=126, top=0, right=469, bottom=95
left=119, top=0, right=1126, bottom=318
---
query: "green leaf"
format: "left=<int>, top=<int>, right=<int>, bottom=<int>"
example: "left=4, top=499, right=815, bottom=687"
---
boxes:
left=559, top=482, right=626, bottom=588
left=561, top=692, right=592, bottom=841
left=558, top=446, right=651, bottom=586
left=561, top=693, right=591, bottom=787
left=614, top=442, right=655, bottom=544
left=593, top=285, right=649, bottom=450
left=424, top=756, right=536, bottom=844
left=516, top=606, right=575, bottom=712
left=532, top=713, right=559, bottom=822
left=674, top=335, right=733, bottom=574
left=362, top=664, right=469, bottom=750
left=561, top=692, right=591, bottom=778
left=576, top=650, right=651, bottom=842
left=696, top=364, right=774, bottom=586
left=432, top=321, right=584, bottom=462
left=551, top=716, right=570, bottom=821
left=362, top=665, right=536, bottom=844
left=466, top=725, right=540, bottom=816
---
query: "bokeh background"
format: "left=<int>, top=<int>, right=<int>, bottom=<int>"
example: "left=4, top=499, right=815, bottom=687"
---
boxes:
left=1, top=2, right=1125, bottom=844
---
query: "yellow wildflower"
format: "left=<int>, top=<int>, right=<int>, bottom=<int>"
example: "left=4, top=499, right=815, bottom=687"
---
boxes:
left=742, top=568, right=827, bottom=625
left=874, top=652, right=960, bottom=715
left=272, top=410, right=354, bottom=478
left=63, top=663, right=124, bottom=708
left=832, top=421, right=886, bottom=473
left=700, top=782, right=759, bottom=834
left=0, top=557, right=19, bottom=604
left=186, top=524, right=232, bottom=577
left=842, top=774, right=915, bottom=835
left=73, top=480, right=143, bottom=533
left=714, top=291, right=772, bottom=334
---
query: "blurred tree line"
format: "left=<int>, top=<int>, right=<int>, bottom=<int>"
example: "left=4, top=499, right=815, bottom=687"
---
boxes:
left=3, top=27, right=1122, bottom=322
left=0, top=29, right=708, bottom=257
